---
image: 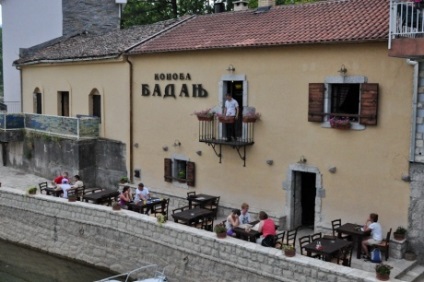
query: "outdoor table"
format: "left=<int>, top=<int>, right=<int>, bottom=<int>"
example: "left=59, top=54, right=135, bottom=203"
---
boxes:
left=171, top=207, right=213, bottom=225
left=233, top=221, right=279, bottom=242
left=303, top=238, right=352, bottom=261
left=127, top=197, right=165, bottom=214
left=336, top=223, right=370, bottom=259
left=83, top=190, right=119, bottom=205
left=187, top=194, right=219, bottom=209
left=44, top=187, right=62, bottom=197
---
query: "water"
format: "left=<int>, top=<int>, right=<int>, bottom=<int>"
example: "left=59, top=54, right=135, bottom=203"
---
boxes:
left=0, top=239, right=115, bottom=282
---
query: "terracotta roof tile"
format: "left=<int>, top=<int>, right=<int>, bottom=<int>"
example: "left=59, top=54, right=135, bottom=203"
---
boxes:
left=130, top=0, right=389, bottom=54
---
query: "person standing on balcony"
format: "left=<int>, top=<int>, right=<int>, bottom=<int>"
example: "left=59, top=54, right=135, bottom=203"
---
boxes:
left=223, top=93, right=239, bottom=142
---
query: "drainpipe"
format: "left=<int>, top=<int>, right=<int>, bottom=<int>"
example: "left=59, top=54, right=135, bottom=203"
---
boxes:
left=407, top=59, right=418, bottom=162
left=125, top=55, right=134, bottom=182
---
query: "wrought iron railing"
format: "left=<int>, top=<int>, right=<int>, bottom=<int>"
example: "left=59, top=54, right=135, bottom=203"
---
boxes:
left=389, top=0, right=424, bottom=49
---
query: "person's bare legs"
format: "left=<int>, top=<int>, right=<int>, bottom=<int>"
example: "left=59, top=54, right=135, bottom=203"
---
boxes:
left=361, top=238, right=370, bottom=257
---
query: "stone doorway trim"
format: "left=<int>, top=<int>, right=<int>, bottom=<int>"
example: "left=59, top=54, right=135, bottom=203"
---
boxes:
left=282, top=163, right=325, bottom=230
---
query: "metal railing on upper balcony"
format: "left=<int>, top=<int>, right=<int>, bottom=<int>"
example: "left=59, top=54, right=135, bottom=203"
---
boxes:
left=389, top=0, right=424, bottom=49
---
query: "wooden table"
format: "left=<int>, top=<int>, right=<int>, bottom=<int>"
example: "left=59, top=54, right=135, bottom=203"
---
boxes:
left=171, top=207, right=213, bottom=225
left=304, top=238, right=352, bottom=261
left=233, top=221, right=261, bottom=242
left=187, top=194, right=218, bottom=209
left=336, top=223, right=370, bottom=259
left=127, top=198, right=166, bottom=214
left=44, top=187, right=62, bottom=197
left=83, top=190, right=119, bottom=205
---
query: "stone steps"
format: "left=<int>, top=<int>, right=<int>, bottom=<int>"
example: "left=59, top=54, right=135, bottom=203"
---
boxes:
left=396, top=262, right=424, bottom=281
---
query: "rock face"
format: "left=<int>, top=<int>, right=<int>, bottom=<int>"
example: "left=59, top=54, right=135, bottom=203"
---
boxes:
left=63, top=0, right=122, bottom=35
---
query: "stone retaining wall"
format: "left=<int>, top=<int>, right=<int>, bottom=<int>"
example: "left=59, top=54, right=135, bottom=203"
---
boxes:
left=0, top=188, right=401, bottom=282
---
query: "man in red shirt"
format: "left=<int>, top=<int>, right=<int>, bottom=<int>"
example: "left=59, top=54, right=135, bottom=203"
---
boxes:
left=53, top=171, right=69, bottom=185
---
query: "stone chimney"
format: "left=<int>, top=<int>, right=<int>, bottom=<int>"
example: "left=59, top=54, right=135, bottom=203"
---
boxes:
left=234, top=0, right=249, bottom=11
left=258, top=0, right=275, bottom=8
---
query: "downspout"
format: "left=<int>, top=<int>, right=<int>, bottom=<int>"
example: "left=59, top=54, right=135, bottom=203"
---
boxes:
left=407, top=59, right=418, bottom=162
left=125, top=55, right=134, bottom=182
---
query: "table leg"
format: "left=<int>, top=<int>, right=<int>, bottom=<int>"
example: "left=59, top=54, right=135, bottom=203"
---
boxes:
left=356, top=236, right=362, bottom=259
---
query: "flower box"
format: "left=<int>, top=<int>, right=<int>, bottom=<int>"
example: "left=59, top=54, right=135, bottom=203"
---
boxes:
left=196, top=114, right=214, bottom=121
left=329, top=117, right=351, bottom=130
left=242, top=116, right=258, bottom=123
left=218, top=116, right=235, bottom=124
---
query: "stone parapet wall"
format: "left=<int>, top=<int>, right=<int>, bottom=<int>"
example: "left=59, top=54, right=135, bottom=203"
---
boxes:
left=0, top=188, right=401, bottom=282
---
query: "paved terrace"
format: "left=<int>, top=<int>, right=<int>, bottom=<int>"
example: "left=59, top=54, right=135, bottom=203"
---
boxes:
left=0, top=165, right=422, bottom=281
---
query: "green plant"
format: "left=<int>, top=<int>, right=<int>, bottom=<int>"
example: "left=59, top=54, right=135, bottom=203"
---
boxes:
left=214, top=223, right=227, bottom=234
left=178, top=170, right=186, bottom=179
left=375, top=263, right=393, bottom=275
left=120, top=176, right=129, bottom=183
left=156, top=214, right=167, bottom=225
left=27, top=187, right=37, bottom=195
left=282, top=244, right=295, bottom=251
left=395, top=226, right=407, bottom=234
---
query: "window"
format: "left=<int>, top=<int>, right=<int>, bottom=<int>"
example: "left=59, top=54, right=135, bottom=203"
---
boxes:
left=89, top=89, right=101, bottom=122
left=33, top=92, right=42, bottom=114
left=308, top=80, right=378, bottom=128
left=58, top=91, right=69, bottom=116
left=164, top=158, right=195, bottom=186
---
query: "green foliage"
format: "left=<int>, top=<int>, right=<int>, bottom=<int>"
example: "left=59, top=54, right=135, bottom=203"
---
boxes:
left=375, top=263, right=392, bottom=275
left=214, top=223, right=227, bottom=234
left=395, top=226, right=407, bottom=234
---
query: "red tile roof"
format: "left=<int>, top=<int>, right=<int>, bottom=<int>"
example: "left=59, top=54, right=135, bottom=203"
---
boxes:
left=129, top=0, right=389, bottom=54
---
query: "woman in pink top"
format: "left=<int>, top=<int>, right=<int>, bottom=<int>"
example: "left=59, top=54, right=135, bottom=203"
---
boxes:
left=256, top=211, right=276, bottom=247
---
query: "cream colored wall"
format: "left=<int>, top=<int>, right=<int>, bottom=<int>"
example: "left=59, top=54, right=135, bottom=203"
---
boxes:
left=131, top=42, right=412, bottom=231
left=21, top=60, right=131, bottom=170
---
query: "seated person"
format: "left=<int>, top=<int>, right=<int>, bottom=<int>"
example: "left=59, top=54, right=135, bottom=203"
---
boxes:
left=361, top=213, right=383, bottom=259
left=59, top=178, right=72, bottom=198
left=225, top=209, right=241, bottom=236
left=256, top=211, right=276, bottom=247
left=134, top=183, right=150, bottom=204
left=239, top=202, right=251, bottom=224
left=119, top=186, right=133, bottom=208
left=71, top=175, right=84, bottom=188
left=53, top=171, right=69, bottom=185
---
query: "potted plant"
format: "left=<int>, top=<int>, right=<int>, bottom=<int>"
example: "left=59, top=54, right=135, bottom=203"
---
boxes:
left=329, top=116, right=351, bottom=129
left=119, top=176, right=129, bottom=184
left=375, top=263, right=393, bottom=281
left=216, top=113, right=235, bottom=124
left=68, top=194, right=77, bottom=202
left=242, top=112, right=261, bottom=123
left=27, top=186, right=37, bottom=195
left=112, top=201, right=121, bottom=211
left=394, top=226, right=407, bottom=240
left=193, top=108, right=214, bottom=121
left=214, top=223, right=227, bottom=238
left=282, top=244, right=296, bottom=257
left=156, top=213, right=167, bottom=226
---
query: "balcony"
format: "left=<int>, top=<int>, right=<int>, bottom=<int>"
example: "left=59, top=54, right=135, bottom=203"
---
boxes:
left=198, top=118, right=255, bottom=167
left=389, top=0, right=424, bottom=58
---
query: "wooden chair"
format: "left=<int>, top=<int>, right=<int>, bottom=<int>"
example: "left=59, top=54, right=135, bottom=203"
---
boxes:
left=285, top=227, right=298, bottom=246
left=370, top=228, right=392, bottom=261
left=201, top=216, right=214, bottom=231
left=298, top=235, right=311, bottom=255
left=311, top=232, right=322, bottom=242
left=331, top=219, right=350, bottom=240
left=152, top=198, right=170, bottom=220
left=332, top=244, right=353, bottom=266
left=38, top=182, right=48, bottom=194
left=274, top=231, right=286, bottom=249
left=172, top=205, right=189, bottom=214
left=204, top=196, right=220, bottom=219
left=187, top=191, right=196, bottom=198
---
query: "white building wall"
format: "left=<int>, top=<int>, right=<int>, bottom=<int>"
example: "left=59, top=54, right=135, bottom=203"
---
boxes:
left=1, top=0, right=62, bottom=113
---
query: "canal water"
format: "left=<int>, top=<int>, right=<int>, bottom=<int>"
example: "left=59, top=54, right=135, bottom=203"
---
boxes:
left=0, top=239, right=115, bottom=282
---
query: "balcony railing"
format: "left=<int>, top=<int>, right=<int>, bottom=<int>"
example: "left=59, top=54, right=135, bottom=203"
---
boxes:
left=389, top=0, right=424, bottom=49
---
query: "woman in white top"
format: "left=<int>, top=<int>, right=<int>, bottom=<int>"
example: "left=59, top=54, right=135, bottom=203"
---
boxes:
left=361, top=213, right=383, bottom=259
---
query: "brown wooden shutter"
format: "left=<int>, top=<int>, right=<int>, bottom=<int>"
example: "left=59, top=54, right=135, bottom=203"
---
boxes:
left=186, top=161, right=195, bottom=187
left=164, top=158, right=172, bottom=182
left=308, top=83, right=325, bottom=122
left=360, top=83, right=378, bottom=125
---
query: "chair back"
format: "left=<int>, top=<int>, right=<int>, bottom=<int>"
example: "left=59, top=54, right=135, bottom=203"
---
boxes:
left=298, top=235, right=311, bottom=255
left=172, top=205, right=189, bottom=214
left=385, top=228, right=392, bottom=244
left=331, top=219, right=342, bottom=236
left=311, top=232, right=322, bottom=242
left=38, top=182, right=48, bottom=194
left=274, top=231, right=286, bottom=249
left=285, top=227, right=298, bottom=246
left=202, top=216, right=214, bottom=231
left=187, top=191, right=196, bottom=198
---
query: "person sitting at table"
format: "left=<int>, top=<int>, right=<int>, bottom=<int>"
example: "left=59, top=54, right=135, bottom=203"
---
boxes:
left=239, top=202, right=251, bottom=224
left=256, top=211, right=276, bottom=247
left=134, top=183, right=150, bottom=204
left=53, top=171, right=69, bottom=185
left=71, top=175, right=84, bottom=188
left=361, top=213, right=383, bottom=259
left=119, top=186, right=133, bottom=208
left=225, top=209, right=241, bottom=236
left=59, top=178, right=72, bottom=198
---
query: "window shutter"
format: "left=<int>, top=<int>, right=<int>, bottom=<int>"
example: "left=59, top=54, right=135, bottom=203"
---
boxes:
left=360, top=83, right=378, bottom=125
left=308, top=83, right=325, bottom=122
left=164, top=158, right=172, bottom=182
left=186, top=161, right=195, bottom=187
